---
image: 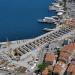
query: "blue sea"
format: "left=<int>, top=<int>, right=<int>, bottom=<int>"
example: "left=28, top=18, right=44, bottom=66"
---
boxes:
left=0, top=0, right=56, bottom=42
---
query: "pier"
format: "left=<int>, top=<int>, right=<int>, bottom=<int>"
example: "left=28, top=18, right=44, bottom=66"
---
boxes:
left=2, top=24, right=75, bottom=57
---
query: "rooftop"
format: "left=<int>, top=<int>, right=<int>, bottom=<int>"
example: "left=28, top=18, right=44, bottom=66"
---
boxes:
left=64, top=19, right=75, bottom=26
left=60, top=51, right=70, bottom=58
left=53, top=61, right=66, bottom=74
left=59, top=51, right=70, bottom=62
left=42, top=68, right=49, bottom=75
left=67, top=64, right=75, bottom=75
left=45, top=53, right=56, bottom=62
left=61, top=43, right=75, bottom=53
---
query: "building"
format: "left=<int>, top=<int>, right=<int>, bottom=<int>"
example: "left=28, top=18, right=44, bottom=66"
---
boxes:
left=53, top=43, right=75, bottom=75
left=44, top=53, right=57, bottom=66
left=71, top=57, right=75, bottom=64
left=59, top=43, right=75, bottom=63
left=59, top=50, right=70, bottom=63
left=53, top=61, right=66, bottom=75
left=66, top=55, right=75, bottom=75
left=15, top=66, right=27, bottom=73
left=67, top=64, right=75, bottom=75
left=42, top=68, right=49, bottom=75
left=64, top=19, right=75, bottom=26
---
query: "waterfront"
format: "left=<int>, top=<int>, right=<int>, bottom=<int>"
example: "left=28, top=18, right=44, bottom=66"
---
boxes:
left=0, top=0, right=75, bottom=75
left=0, top=0, right=56, bottom=42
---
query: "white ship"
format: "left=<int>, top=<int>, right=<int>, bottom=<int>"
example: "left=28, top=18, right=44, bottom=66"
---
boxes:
left=42, top=28, right=55, bottom=32
left=38, top=17, right=57, bottom=24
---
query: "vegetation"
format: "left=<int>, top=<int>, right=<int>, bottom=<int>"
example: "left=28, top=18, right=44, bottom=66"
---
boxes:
left=56, top=49, right=60, bottom=61
left=53, top=72, right=59, bottom=75
left=54, top=48, right=60, bottom=54
left=48, top=72, right=52, bottom=75
left=56, top=48, right=60, bottom=55
left=37, top=62, right=47, bottom=71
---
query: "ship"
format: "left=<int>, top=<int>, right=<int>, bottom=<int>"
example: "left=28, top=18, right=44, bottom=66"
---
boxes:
left=38, top=16, right=59, bottom=24
left=56, top=9, right=65, bottom=12
left=42, top=28, right=55, bottom=32
left=38, top=17, right=57, bottom=24
left=49, top=2, right=63, bottom=11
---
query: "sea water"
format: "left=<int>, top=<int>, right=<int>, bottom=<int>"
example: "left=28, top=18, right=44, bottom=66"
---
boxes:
left=0, top=0, right=56, bottom=42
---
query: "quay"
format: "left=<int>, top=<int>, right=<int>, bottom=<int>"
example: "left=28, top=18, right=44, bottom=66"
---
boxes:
left=0, top=23, right=75, bottom=75
left=0, top=0, right=75, bottom=75
left=14, top=25, right=75, bottom=52
left=0, top=23, right=75, bottom=59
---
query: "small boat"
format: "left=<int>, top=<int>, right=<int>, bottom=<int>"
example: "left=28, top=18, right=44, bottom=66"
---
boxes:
left=49, top=3, right=63, bottom=11
left=52, top=16, right=59, bottom=20
left=42, top=28, right=55, bottom=32
left=56, top=9, right=65, bottom=12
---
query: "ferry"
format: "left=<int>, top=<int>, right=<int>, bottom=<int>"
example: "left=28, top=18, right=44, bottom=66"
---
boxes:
left=38, top=16, right=59, bottom=24
left=38, top=17, right=57, bottom=24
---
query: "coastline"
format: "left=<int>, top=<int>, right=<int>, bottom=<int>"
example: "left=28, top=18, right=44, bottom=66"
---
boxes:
left=0, top=0, right=75, bottom=75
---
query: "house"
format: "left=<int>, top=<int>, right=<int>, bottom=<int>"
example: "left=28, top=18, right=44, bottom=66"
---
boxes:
left=67, top=64, right=75, bottom=75
left=42, top=68, right=49, bottom=75
left=15, top=66, right=27, bottom=73
left=53, top=61, right=66, bottom=75
left=47, top=65, right=53, bottom=72
left=44, top=53, right=57, bottom=66
left=59, top=43, right=75, bottom=63
left=64, top=18, right=75, bottom=26
left=59, top=50, right=70, bottom=63
left=53, top=43, right=75, bottom=75
left=71, top=57, right=75, bottom=64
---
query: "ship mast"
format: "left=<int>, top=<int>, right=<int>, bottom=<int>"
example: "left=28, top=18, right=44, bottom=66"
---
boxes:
left=6, top=38, right=10, bottom=49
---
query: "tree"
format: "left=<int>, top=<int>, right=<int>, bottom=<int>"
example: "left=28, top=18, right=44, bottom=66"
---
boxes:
left=56, top=49, right=60, bottom=61
left=48, top=72, right=52, bottom=75
left=37, top=63, right=47, bottom=71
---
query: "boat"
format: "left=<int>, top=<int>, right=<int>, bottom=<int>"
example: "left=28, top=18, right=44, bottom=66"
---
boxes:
left=49, top=3, right=63, bottom=11
left=56, top=9, right=65, bottom=12
left=38, top=17, right=56, bottom=24
left=57, top=12, right=63, bottom=16
left=42, top=28, right=55, bottom=32
left=38, top=16, right=60, bottom=24
left=52, top=16, right=59, bottom=20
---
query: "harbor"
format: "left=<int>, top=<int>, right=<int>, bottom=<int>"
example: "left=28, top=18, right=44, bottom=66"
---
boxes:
left=0, top=0, right=56, bottom=42
left=0, top=0, right=75, bottom=75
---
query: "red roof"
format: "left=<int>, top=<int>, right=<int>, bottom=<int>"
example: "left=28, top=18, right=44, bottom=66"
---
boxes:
left=53, top=61, right=65, bottom=74
left=42, top=68, right=49, bottom=75
left=59, top=43, right=75, bottom=62
left=61, top=43, right=75, bottom=53
left=64, top=19, right=75, bottom=26
left=67, top=64, right=75, bottom=75
left=45, top=53, right=56, bottom=62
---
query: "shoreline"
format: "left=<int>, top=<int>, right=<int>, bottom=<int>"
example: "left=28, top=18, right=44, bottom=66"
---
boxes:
left=0, top=0, right=75, bottom=75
